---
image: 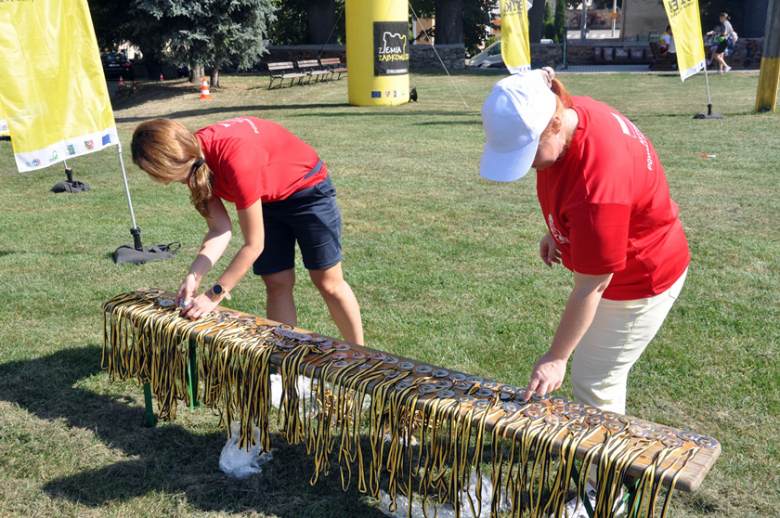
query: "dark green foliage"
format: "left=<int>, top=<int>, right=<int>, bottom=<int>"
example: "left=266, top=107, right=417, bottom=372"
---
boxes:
left=463, top=0, right=498, bottom=55
left=267, top=0, right=307, bottom=45
left=543, top=0, right=555, bottom=41
left=130, top=0, right=276, bottom=84
left=87, top=0, right=133, bottom=51
left=553, top=0, right=566, bottom=43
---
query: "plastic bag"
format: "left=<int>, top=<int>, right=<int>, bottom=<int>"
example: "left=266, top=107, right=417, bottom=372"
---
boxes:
left=219, top=422, right=274, bottom=479
left=379, top=490, right=456, bottom=518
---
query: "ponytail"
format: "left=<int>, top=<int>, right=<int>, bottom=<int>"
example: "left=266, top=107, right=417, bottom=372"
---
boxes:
left=540, top=78, right=573, bottom=141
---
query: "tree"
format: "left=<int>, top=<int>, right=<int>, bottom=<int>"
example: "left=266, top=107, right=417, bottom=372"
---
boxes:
left=553, top=0, right=566, bottom=43
left=463, top=0, right=498, bottom=55
left=130, top=0, right=276, bottom=87
left=88, top=0, right=133, bottom=51
left=528, top=0, right=547, bottom=43
left=434, top=0, right=464, bottom=44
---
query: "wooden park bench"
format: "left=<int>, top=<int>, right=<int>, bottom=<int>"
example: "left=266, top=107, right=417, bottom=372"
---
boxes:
left=267, top=62, right=307, bottom=89
left=319, top=57, right=348, bottom=80
left=648, top=41, right=676, bottom=71
left=296, top=59, right=330, bottom=84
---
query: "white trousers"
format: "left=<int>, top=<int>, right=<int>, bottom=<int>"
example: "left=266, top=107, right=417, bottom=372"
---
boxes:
left=570, top=268, right=688, bottom=414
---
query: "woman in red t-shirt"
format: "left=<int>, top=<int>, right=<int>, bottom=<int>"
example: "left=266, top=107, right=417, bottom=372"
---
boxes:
left=480, top=69, right=689, bottom=516
left=131, top=117, right=363, bottom=345
left=480, top=69, right=689, bottom=414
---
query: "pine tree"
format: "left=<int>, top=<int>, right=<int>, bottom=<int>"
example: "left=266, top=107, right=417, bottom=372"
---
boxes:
left=130, top=0, right=276, bottom=87
left=553, top=0, right=566, bottom=44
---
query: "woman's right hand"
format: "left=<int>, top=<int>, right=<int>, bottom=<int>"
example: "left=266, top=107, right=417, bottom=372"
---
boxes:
left=540, top=232, right=561, bottom=267
left=175, top=273, right=199, bottom=307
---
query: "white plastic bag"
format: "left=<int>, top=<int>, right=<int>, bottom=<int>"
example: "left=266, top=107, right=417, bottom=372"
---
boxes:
left=219, top=422, right=274, bottom=479
left=379, top=490, right=456, bottom=518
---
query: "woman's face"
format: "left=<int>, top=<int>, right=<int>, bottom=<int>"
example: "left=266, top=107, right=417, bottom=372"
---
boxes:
left=532, top=124, right=567, bottom=170
left=719, top=14, right=726, bottom=23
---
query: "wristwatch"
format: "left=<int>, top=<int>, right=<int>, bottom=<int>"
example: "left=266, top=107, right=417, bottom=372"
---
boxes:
left=210, top=283, right=231, bottom=301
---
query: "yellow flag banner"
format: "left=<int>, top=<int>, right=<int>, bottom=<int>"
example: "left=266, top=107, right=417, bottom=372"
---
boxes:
left=500, top=0, right=532, bottom=73
left=0, top=0, right=117, bottom=172
left=662, top=0, right=706, bottom=81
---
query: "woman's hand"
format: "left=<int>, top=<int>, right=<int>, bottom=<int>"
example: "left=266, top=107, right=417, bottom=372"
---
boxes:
left=540, top=232, right=562, bottom=267
left=524, top=351, right=568, bottom=400
left=175, top=273, right=199, bottom=307
left=180, top=291, right=220, bottom=320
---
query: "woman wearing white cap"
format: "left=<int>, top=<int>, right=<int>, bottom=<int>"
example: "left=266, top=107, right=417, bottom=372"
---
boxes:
left=480, top=69, right=689, bottom=417
left=480, top=68, right=689, bottom=515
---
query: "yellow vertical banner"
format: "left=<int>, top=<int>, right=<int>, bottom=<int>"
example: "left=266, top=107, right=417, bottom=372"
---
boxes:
left=0, top=0, right=117, bottom=172
left=662, top=0, right=706, bottom=81
left=500, top=0, right=532, bottom=73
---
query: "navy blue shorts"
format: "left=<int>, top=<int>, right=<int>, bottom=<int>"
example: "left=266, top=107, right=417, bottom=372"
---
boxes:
left=252, top=175, right=342, bottom=276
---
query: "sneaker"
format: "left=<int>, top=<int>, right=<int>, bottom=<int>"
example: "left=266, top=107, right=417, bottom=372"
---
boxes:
left=724, top=66, right=732, bottom=73
left=553, top=482, right=626, bottom=518
left=706, top=59, right=712, bottom=65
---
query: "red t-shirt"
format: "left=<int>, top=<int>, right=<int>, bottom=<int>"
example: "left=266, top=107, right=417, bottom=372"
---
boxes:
left=536, top=96, right=689, bottom=300
left=195, top=117, right=327, bottom=209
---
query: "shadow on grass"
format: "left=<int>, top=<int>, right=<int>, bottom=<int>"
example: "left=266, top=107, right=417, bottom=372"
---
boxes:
left=0, top=346, right=385, bottom=517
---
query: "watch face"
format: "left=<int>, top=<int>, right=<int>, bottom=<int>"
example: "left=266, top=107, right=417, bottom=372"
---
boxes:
left=213, top=284, right=223, bottom=295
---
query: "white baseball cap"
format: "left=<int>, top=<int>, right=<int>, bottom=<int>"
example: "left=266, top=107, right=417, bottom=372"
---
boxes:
left=479, top=72, right=557, bottom=182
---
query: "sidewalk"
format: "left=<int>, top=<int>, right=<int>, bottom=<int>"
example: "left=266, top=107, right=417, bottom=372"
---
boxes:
left=555, top=64, right=756, bottom=74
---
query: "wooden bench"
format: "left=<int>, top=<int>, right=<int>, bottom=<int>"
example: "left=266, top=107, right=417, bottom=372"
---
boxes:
left=648, top=41, right=676, bottom=71
left=296, top=60, right=330, bottom=84
left=267, top=62, right=307, bottom=89
left=724, top=39, right=762, bottom=70
left=319, top=57, right=347, bottom=80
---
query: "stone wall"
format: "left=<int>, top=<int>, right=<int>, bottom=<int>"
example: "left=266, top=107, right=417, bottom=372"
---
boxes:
left=532, top=42, right=655, bottom=67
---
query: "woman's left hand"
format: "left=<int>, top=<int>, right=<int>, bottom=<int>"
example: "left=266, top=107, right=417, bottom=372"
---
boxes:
left=524, top=351, right=568, bottom=400
left=180, top=292, right=220, bottom=320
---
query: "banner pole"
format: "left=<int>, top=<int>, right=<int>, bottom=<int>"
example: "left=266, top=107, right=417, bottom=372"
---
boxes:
left=115, top=143, right=143, bottom=250
left=704, top=62, right=712, bottom=113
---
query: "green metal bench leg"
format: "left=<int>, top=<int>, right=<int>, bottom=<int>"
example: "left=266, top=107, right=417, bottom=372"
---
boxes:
left=571, top=463, right=637, bottom=518
left=187, top=338, right=200, bottom=410
left=143, top=382, right=156, bottom=427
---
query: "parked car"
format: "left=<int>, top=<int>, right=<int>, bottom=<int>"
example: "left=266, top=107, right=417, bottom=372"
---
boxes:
left=101, top=53, right=134, bottom=81
left=468, top=41, right=506, bottom=69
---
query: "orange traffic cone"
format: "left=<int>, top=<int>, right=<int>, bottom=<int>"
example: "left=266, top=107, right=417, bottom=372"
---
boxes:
left=159, top=72, right=164, bottom=81
left=118, top=76, right=125, bottom=87
left=199, top=77, right=211, bottom=100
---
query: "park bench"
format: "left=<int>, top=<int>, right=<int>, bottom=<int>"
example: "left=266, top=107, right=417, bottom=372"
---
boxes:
left=648, top=41, right=676, bottom=71
left=319, top=57, right=348, bottom=80
left=267, top=62, right=307, bottom=89
left=296, top=59, right=330, bottom=83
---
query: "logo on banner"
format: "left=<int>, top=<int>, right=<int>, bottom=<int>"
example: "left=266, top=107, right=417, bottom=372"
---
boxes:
left=0, top=123, right=7, bottom=132
left=49, top=150, right=59, bottom=163
left=84, top=140, right=94, bottom=150
left=102, top=134, right=111, bottom=145
left=393, top=90, right=398, bottom=97
left=373, top=21, right=409, bottom=76
left=66, top=145, right=76, bottom=155
left=371, top=91, right=381, bottom=98
left=385, top=91, right=390, bottom=97
left=27, top=159, right=41, bottom=168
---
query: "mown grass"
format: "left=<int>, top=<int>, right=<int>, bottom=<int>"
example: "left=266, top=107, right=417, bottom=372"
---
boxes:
left=0, top=69, right=777, bottom=517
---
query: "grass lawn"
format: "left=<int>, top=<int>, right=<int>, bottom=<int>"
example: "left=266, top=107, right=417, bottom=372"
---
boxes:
left=0, top=69, right=777, bottom=518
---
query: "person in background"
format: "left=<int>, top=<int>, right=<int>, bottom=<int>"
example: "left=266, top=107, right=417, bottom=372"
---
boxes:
left=706, top=12, right=735, bottom=74
left=479, top=68, right=690, bottom=517
left=131, top=117, right=364, bottom=345
left=659, top=25, right=676, bottom=61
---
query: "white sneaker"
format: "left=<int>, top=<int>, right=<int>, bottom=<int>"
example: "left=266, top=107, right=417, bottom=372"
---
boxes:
left=553, top=482, right=626, bottom=518
left=724, top=66, right=732, bottom=73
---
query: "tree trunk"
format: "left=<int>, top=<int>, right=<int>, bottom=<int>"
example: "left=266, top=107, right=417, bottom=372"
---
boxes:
left=435, top=0, right=464, bottom=44
left=307, top=0, right=337, bottom=44
left=528, top=0, right=547, bottom=43
left=210, top=65, right=220, bottom=89
left=190, top=64, right=205, bottom=84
